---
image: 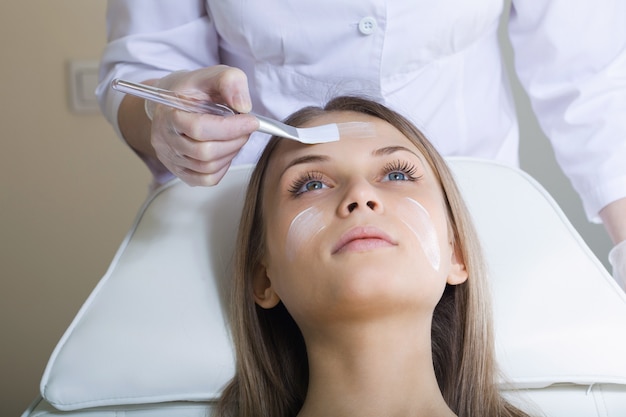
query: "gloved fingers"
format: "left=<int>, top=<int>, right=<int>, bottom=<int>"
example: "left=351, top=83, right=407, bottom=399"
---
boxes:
left=152, top=135, right=242, bottom=187
left=150, top=105, right=257, bottom=186
left=151, top=126, right=247, bottom=186
left=150, top=66, right=252, bottom=114
left=145, top=65, right=257, bottom=186
left=178, top=136, right=249, bottom=167
left=152, top=111, right=251, bottom=157
left=155, top=144, right=232, bottom=188
left=161, top=137, right=244, bottom=174
left=184, top=65, right=252, bottom=113
left=144, top=70, right=191, bottom=120
left=176, top=111, right=259, bottom=142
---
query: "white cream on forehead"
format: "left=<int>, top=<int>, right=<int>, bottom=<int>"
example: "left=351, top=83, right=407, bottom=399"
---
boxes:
left=286, top=206, right=327, bottom=261
left=398, top=198, right=441, bottom=271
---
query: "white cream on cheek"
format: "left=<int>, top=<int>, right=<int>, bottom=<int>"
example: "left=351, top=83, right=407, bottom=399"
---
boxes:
left=285, top=206, right=327, bottom=261
left=398, top=198, right=441, bottom=271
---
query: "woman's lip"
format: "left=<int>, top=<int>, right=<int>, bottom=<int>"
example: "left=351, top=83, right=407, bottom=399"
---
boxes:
left=332, top=226, right=397, bottom=254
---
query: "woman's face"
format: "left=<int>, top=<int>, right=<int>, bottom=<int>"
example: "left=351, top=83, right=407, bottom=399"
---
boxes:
left=254, top=111, right=467, bottom=327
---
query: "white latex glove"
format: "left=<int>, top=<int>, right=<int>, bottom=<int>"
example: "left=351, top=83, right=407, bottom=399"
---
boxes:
left=609, top=239, right=626, bottom=290
left=146, top=66, right=259, bottom=186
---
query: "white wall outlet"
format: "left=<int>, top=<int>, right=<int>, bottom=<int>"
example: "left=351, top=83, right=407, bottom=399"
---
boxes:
left=67, top=59, right=100, bottom=114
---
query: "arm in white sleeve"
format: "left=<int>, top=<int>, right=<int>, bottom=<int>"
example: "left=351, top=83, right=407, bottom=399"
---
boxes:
left=609, top=240, right=626, bottom=290
left=95, top=0, right=220, bottom=140
left=507, top=0, right=626, bottom=222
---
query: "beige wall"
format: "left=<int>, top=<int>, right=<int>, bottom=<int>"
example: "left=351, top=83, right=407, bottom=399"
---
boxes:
left=0, top=1, right=613, bottom=416
left=1, top=2, right=149, bottom=415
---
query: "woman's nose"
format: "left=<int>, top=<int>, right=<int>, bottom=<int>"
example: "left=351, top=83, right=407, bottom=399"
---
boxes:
left=338, top=179, right=382, bottom=216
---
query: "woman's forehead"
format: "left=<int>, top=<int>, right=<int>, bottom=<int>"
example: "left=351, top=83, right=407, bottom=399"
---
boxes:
left=269, top=113, right=422, bottom=169
left=296, top=110, right=374, bottom=127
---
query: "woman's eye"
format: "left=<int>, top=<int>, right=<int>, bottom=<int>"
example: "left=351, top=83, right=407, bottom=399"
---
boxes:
left=386, top=171, right=407, bottom=181
left=288, top=173, right=329, bottom=196
left=302, top=180, right=325, bottom=192
left=381, top=160, right=420, bottom=183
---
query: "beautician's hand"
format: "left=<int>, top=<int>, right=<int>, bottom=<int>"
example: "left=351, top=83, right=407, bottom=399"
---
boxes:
left=146, top=66, right=259, bottom=186
left=599, top=198, right=626, bottom=291
left=609, top=240, right=626, bottom=290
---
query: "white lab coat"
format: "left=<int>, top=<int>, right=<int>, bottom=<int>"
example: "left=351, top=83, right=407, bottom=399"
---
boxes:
left=96, top=0, right=626, bottom=221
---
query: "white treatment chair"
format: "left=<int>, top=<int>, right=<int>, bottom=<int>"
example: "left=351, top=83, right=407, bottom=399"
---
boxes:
left=23, top=158, right=626, bottom=417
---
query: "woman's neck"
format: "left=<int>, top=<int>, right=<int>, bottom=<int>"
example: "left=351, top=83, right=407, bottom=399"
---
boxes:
left=296, top=314, right=456, bottom=417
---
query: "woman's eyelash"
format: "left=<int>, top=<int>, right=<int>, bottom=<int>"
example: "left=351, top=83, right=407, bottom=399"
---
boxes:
left=288, top=171, right=326, bottom=196
left=287, top=160, right=420, bottom=196
left=383, top=160, right=421, bottom=181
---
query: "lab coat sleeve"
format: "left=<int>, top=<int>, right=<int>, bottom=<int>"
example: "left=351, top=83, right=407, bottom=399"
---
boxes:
left=507, top=0, right=626, bottom=221
left=95, top=0, right=220, bottom=140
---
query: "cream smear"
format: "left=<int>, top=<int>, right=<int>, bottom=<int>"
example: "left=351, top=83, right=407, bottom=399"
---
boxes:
left=398, top=198, right=441, bottom=271
left=286, top=206, right=327, bottom=261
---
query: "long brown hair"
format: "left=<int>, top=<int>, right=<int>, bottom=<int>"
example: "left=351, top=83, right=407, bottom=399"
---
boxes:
left=217, top=96, right=531, bottom=417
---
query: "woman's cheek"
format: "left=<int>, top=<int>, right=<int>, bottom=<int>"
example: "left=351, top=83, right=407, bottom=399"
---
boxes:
left=396, top=198, right=441, bottom=271
left=286, top=206, right=327, bottom=261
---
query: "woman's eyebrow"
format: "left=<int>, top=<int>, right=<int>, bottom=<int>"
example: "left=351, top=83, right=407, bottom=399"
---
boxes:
left=280, top=154, right=330, bottom=177
left=279, top=146, right=422, bottom=178
left=373, top=146, right=423, bottom=162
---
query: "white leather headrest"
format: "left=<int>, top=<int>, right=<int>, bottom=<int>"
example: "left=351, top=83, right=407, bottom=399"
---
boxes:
left=450, top=158, right=626, bottom=388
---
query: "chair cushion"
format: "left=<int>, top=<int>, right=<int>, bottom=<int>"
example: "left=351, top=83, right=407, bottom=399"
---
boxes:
left=451, top=158, right=626, bottom=388
left=40, top=159, right=626, bottom=411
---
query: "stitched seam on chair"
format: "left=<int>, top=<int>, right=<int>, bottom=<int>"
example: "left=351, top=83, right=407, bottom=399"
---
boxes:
left=592, top=384, right=609, bottom=417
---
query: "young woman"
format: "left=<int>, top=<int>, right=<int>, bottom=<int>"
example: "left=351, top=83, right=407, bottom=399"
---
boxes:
left=217, top=97, right=532, bottom=417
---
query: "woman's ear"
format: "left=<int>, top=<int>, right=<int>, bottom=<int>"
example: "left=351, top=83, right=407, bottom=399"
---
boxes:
left=252, top=264, right=281, bottom=309
left=446, top=243, right=469, bottom=285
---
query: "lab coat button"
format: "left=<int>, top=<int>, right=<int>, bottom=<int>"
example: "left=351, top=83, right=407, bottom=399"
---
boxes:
left=358, top=16, right=377, bottom=35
